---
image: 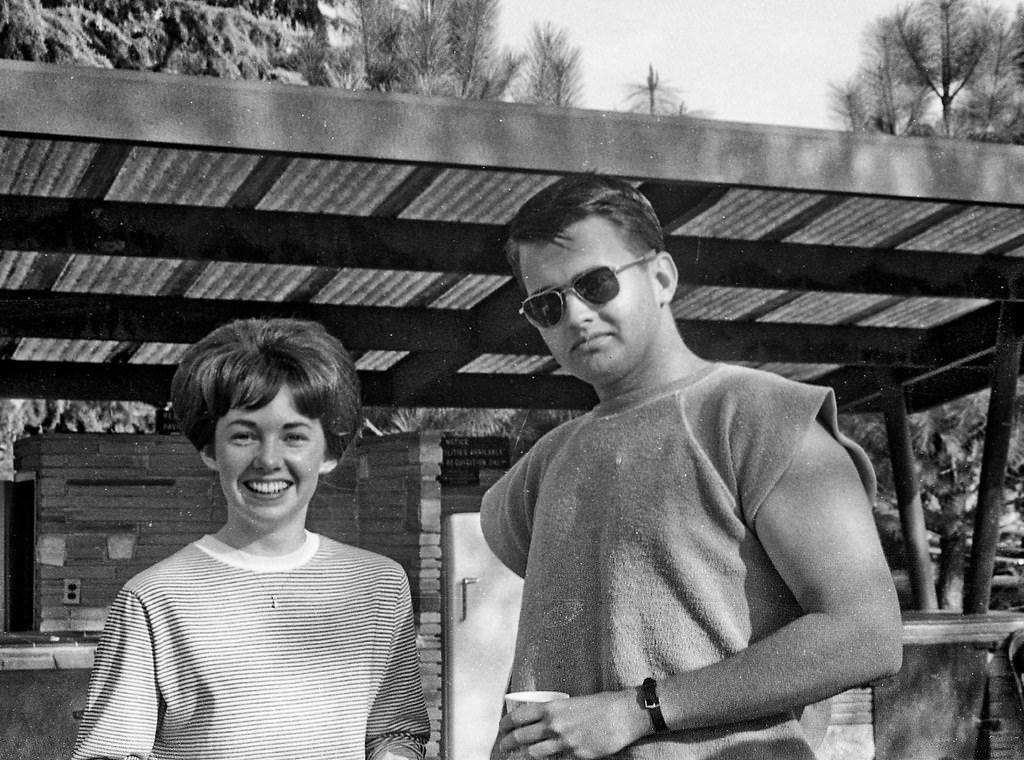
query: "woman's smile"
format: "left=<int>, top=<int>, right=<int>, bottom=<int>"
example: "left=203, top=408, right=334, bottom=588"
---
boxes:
left=243, top=479, right=293, bottom=497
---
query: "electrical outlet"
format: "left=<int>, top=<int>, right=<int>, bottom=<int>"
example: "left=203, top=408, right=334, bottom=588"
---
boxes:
left=62, top=578, right=82, bottom=606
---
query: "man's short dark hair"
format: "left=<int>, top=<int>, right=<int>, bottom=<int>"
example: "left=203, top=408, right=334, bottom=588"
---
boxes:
left=504, top=174, right=665, bottom=286
left=170, top=318, right=360, bottom=459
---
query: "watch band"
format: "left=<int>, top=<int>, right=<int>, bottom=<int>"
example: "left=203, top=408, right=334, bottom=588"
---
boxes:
left=640, top=677, right=669, bottom=732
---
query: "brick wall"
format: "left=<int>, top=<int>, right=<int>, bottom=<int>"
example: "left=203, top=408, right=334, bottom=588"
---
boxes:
left=17, top=434, right=227, bottom=632
left=349, top=431, right=444, bottom=757
left=13, top=430, right=444, bottom=759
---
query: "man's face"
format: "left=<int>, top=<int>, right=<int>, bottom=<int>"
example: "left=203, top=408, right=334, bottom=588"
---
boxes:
left=518, top=216, right=669, bottom=400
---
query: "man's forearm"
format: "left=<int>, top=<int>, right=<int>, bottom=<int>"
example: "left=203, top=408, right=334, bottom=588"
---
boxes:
left=654, top=610, right=901, bottom=732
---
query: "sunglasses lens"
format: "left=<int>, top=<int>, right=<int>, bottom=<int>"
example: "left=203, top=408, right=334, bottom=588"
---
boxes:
left=522, top=292, right=564, bottom=327
left=521, top=267, right=625, bottom=327
left=574, top=267, right=620, bottom=305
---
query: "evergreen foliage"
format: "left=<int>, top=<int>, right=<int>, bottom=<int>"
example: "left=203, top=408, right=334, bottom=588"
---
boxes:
left=0, top=399, right=155, bottom=479
left=0, top=0, right=583, bottom=102
left=518, top=21, right=582, bottom=106
left=831, top=0, right=1024, bottom=141
left=2, top=0, right=300, bottom=76
left=624, top=63, right=684, bottom=115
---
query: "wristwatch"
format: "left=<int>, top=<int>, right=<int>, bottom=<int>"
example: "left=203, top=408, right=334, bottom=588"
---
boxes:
left=640, top=677, right=669, bottom=732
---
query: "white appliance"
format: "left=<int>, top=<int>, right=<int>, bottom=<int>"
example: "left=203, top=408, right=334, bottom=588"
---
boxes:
left=442, top=510, right=523, bottom=760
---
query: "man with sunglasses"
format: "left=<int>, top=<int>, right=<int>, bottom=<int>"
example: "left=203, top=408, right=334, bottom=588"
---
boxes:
left=481, top=174, right=902, bottom=759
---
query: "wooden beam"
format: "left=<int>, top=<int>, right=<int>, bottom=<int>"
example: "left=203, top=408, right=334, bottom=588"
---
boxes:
left=389, top=351, right=494, bottom=407
left=371, top=166, right=445, bottom=217
left=0, top=289, right=938, bottom=367
left=638, top=182, right=731, bottom=233
left=903, top=366, right=994, bottom=414
left=226, top=155, right=292, bottom=208
left=0, top=361, right=175, bottom=406
left=679, top=320, right=928, bottom=366
left=5, top=195, right=1024, bottom=301
left=0, top=361, right=596, bottom=410
left=73, top=142, right=132, bottom=199
left=388, top=300, right=931, bottom=406
left=820, top=304, right=1002, bottom=410
left=881, top=383, right=938, bottom=610
left=830, top=364, right=996, bottom=414
left=0, top=290, right=470, bottom=352
left=0, top=195, right=510, bottom=273
left=964, top=303, right=1024, bottom=614
left=669, top=236, right=1024, bottom=301
left=5, top=59, right=1024, bottom=204
left=757, top=195, right=848, bottom=242
left=873, top=205, right=968, bottom=249
left=475, top=281, right=536, bottom=354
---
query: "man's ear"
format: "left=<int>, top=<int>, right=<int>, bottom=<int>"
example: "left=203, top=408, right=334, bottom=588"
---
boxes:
left=199, top=446, right=219, bottom=472
left=319, top=457, right=339, bottom=475
left=652, top=251, right=678, bottom=306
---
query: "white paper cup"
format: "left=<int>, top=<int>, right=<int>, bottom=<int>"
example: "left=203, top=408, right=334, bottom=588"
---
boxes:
left=504, top=690, right=570, bottom=711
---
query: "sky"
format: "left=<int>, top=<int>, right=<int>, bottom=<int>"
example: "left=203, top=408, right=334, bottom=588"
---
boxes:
left=497, top=0, right=1017, bottom=130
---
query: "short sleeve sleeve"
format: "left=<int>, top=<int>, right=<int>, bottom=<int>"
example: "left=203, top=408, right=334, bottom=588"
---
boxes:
left=480, top=447, right=543, bottom=578
left=717, top=369, right=875, bottom=527
left=365, top=568, right=430, bottom=759
left=72, top=587, right=161, bottom=760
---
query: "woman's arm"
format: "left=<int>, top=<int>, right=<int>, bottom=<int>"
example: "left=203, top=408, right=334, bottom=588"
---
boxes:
left=365, top=573, right=431, bottom=760
left=72, top=589, right=160, bottom=760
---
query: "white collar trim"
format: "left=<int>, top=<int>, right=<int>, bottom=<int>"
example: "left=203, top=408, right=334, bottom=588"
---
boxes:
left=195, top=531, right=320, bottom=573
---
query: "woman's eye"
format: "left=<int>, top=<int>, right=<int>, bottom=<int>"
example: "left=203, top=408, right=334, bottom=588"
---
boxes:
left=230, top=432, right=256, bottom=443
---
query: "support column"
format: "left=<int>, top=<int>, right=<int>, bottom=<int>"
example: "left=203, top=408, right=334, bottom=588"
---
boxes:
left=964, top=304, right=1023, bottom=614
left=882, top=384, right=938, bottom=610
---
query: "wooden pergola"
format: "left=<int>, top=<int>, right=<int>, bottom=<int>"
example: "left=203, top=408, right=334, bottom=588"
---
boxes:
left=3, top=59, right=1024, bottom=611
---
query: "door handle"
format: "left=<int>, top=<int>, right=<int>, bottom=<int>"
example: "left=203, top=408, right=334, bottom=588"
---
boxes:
left=460, top=577, right=479, bottom=621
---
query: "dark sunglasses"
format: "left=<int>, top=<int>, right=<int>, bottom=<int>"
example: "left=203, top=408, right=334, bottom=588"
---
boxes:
left=519, top=253, right=656, bottom=328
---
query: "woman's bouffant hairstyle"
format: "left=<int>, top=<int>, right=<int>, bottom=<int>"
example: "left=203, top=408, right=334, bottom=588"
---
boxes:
left=170, top=318, right=360, bottom=459
left=504, top=174, right=665, bottom=287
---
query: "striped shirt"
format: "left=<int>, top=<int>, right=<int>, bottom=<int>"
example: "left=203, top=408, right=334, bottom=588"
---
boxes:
left=72, top=533, right=430, bottom=760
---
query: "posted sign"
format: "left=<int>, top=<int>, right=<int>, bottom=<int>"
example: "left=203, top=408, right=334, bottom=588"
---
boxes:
left=440, top=436, right=510, bottom=485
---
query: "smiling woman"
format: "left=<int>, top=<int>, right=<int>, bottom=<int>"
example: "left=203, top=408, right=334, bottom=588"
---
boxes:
left=71, top=318, right=431, bottom=760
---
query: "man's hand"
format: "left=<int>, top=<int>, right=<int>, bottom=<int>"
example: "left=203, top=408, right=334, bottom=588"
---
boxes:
left=491, top=689, right=651, bottom=759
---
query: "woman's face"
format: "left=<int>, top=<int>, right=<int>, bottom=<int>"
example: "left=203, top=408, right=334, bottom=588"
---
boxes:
left=201, top=384, right=337, bottom=540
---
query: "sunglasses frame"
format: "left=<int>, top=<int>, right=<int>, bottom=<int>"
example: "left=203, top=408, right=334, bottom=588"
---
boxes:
left=518, top=252, right=657, bottom=328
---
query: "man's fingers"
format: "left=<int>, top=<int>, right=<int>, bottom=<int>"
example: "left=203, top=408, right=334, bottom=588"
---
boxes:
left=524, top=738, right=564, bottom=759
left=500, top=704, right=543, bottom=731
left=499, top=723, right=545, bottom=753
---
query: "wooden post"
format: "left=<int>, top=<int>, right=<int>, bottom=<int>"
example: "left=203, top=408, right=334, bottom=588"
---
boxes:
left=964, top=304, right=1023, bottom=614
left=882, top=385, right=938, bottom=611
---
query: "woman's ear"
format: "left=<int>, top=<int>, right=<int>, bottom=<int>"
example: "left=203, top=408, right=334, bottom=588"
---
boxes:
left=199, top=446, right=219, bottom=473
left=319, top=457, right=339, bottom=475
